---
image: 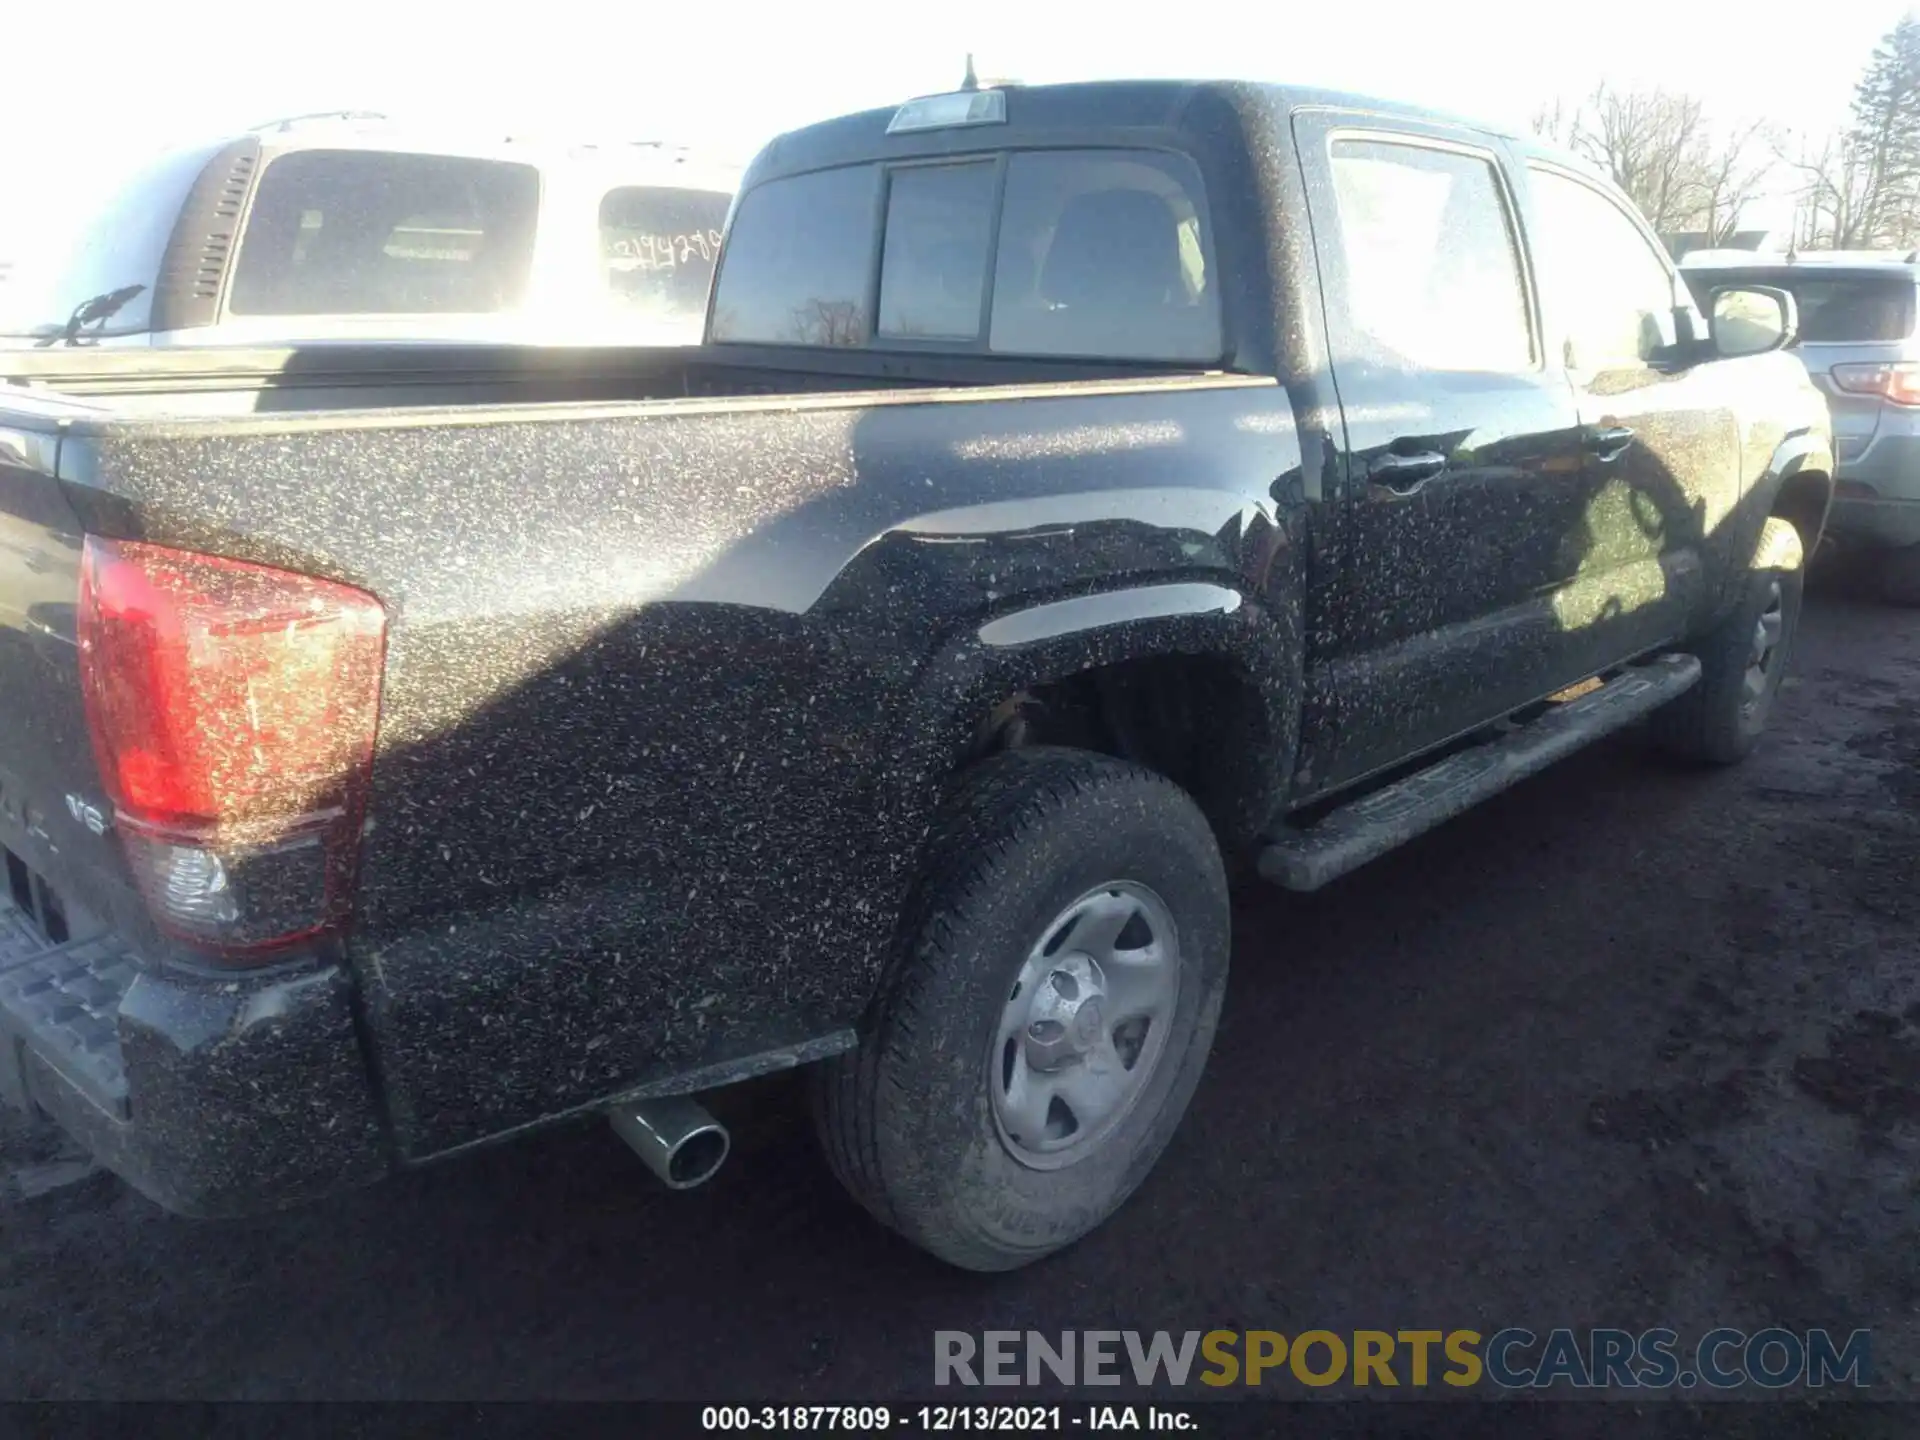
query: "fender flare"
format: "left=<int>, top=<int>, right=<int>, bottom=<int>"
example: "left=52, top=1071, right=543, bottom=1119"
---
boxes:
left=1757, top=429, right=1836, bottom=507
left=884, top=579, right=1302, bottom=854
left=1708, top=429, right=1835, bottom=621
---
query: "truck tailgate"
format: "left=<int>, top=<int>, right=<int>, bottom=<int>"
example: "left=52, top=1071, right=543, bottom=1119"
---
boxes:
left=0, top=411, right=146, bottom=1121
left=0, top=415, right=138, bottom=948
left=2, top=404, right=392, bottom=1210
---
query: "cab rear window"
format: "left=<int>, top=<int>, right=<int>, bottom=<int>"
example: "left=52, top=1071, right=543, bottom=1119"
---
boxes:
left=707, top=164, right=878, bottom=347
left=711, top=149, right=1221, bottom=363
left=877, top=162, right=998, bottom=340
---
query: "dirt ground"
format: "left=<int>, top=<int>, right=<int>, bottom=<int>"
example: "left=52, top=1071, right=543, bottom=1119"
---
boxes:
left=2, top=583, right=1916, bottom=1416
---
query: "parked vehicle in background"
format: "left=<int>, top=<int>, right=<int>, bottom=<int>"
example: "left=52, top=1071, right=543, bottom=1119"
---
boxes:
left=1683, top=250, right=1920, bottom=603
left=0, top=79, right=1831, bottom=1272
left=0, top=114, right=738, bottom=350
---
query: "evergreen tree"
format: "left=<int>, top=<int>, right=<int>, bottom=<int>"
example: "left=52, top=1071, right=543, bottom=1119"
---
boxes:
left=1848, top=15, right=1920, bottom=245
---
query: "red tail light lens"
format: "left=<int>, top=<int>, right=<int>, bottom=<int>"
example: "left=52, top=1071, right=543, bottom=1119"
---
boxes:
left=77, top=537, right=386, bottom=962
left=1830, top=361, right=1920, bottom=406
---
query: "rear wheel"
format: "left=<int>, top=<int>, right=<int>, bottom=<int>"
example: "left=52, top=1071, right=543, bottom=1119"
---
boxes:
left=813, top=747, right=1229, bottom=1272
left=1877, top=543, right=1920, bottom=607
left=1650, top=516, right=1804, bottom=765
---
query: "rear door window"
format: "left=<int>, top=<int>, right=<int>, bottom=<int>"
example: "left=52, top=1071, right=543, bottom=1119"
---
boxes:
left=710, top=147, right=1221, bottom=363
left=599, top=186, right=732, bottom=328
left=1324, top=138, right=1533, bottom=372
left=227, top=150, right=540, bottom=316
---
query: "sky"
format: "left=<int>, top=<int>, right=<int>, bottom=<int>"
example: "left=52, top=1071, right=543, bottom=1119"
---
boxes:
left=2, top=0, right=1914, bottom=253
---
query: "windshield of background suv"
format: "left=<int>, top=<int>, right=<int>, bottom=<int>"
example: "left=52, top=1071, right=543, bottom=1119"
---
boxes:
left=1683, top=269, right=1917, bottom=344
left=227, top=149, right=541, bottom=316
left=0, top=144, right=216, bottom=342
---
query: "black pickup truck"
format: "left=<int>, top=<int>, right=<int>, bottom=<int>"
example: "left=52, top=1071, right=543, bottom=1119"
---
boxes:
left=0, top=80, right=1833, bottom=1271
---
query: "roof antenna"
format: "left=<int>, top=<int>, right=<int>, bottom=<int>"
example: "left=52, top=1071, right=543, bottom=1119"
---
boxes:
left=960, top=54, right=979, bottom=92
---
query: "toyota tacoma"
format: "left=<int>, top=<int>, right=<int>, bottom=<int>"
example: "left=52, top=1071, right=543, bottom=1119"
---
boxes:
left=0, top=79, right=1833, bottom=1270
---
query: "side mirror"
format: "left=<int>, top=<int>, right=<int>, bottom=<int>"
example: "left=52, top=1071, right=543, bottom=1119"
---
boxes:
left=1709, top=285, right=1799, bottom=358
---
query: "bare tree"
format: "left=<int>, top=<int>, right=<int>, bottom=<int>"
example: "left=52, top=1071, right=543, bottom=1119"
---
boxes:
left=1780, top=17, right=1920, bottom=249
left=1575, top=86, right=1704, bottom=233
left=1529, top=98, right=1574, bottom=150
left=1530, top=83, right=1778, bottom=242
left=1778, top=129, right=1876, bottom=248
left=1696, top=118, right=1774, bottom=244
left=789, top=299, right=866, bottom=348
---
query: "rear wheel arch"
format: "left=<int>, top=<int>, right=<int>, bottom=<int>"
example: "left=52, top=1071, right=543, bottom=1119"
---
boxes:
left=898, top=587, right=1302, bottom=859
left=969, top=651, right=1283, bottom=858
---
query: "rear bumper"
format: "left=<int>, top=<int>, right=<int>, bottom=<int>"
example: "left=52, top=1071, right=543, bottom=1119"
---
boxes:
left=1829, top=496, right=1920, bottom=549
left=1834, top=431, right=1920, bottom=548
left=0, top=896, right=389, bottom=1216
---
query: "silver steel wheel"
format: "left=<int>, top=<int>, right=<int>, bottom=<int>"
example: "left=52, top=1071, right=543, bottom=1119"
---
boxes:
left=1742, top=578, right=1786, bottom=713
left=989, top=881, right=1181, bottom=1171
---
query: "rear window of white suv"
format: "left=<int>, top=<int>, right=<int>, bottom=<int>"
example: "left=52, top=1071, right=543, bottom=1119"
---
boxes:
left=228, top=150, right=541, bottom=316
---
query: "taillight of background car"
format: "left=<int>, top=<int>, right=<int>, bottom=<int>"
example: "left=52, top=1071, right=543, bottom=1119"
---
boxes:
left=1829, top=361, right=1920, bottom=407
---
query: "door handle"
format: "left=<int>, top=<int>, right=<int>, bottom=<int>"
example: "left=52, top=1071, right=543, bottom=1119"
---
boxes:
left=1583, top=425, right=1636, bottom=459
left=1367, top=450, right=1447, bottom=497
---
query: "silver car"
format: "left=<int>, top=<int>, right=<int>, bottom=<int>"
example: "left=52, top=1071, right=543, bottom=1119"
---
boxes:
left=1682, top=250, right=1920, bottom=604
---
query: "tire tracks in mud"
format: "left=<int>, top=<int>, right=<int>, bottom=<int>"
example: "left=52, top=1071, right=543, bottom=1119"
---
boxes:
left=1583, top=602, right=1920, bottom=1372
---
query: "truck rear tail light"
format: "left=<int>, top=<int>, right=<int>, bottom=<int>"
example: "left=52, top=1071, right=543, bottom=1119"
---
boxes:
left=1830, top=361, right=1920, bottom=406
left=77, top=537, right=386, bottom=963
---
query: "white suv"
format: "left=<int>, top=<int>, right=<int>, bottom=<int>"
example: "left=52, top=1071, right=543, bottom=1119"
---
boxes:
left=0, top=113, right=739, bottom=350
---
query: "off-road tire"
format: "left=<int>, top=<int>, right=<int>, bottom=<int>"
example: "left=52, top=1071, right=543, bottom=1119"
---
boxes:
left=812, top=746, right=1229, bottom=1272
left=1650, top=516, right=1805, bottom=765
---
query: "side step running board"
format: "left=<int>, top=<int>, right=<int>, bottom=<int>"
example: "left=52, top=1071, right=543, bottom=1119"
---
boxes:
left=1258, top=653, right=1702, bottom=893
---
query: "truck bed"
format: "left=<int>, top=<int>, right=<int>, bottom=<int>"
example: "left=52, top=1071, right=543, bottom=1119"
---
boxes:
left=0, top=340, right=1290, bottom=1205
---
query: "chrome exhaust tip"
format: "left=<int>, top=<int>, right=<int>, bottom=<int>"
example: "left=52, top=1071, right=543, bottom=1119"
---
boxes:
left=609, top=1095, right=731, bottom=1190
